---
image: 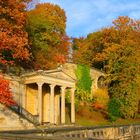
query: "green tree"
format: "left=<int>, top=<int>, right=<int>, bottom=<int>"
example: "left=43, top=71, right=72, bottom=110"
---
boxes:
left=27, top=3, right=70, bottom=69
left=105, top=17, right=140, bottom=118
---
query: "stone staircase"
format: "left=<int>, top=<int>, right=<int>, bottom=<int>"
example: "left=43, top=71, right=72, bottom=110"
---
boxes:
left=9, top=104, right=40, bottom=126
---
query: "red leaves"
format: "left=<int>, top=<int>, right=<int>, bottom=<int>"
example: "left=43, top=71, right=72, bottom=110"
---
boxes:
left=91, top=102, right=105, bottom=110
left=54, top=54, right=66, bottom=64
left=0, top=0, right=31, bottom=66
left=0, top=75, right=16, bottom=106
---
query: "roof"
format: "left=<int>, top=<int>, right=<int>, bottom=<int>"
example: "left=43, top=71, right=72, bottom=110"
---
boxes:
left=20, top=69, right=76, bottom=88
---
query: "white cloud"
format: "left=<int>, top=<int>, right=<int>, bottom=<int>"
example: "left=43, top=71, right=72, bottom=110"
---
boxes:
left=40, top=0, right=140, bottom=37
left=129, top=11, right=140, bottom=19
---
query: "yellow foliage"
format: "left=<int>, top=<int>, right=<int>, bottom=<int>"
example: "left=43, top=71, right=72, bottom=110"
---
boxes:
left=92, top=89, right=109, bottom=108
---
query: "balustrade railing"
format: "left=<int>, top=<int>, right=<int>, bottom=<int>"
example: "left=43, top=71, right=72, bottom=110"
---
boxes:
left=9, top=104, right=39, bottom=126
left=0, top=124, right=140, bottom=139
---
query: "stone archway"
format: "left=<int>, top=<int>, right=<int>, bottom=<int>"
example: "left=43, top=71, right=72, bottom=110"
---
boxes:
left=97, top=76, right=106, bottom=89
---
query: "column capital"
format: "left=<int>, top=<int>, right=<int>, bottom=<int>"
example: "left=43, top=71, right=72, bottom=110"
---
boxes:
left=37, top=82, right=43, bottom=87
left=49, top=84, right=56, bottom=89
left=71, top=88, right=76, bottom=92
left=60, top=86, right=66, bottom=91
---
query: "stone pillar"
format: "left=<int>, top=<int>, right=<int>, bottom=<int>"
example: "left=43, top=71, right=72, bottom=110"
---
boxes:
left=61, top=86, right=66, bottom=124
left=54, top=94, right=60, bottom=124
left=71, top=88, right=75, bottom=123
left=38, top=82, right=43, bottom=124
left=54, top=95, right=57, bottom=124
left=22, top=84, right=26, bottom=109
left=19, top=83, right=22, bottom=107
left=19, top=83, right=24, bottom=113
left=48, top=93, right=51, bottom=122
left=36, top=90, right=39, bottom=115
left=50, top=84, right=55, bottom=124
left=57, top=94, right=60, bottom=124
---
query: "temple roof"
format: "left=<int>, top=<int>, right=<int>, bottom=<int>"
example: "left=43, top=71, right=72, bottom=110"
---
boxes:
left=20, top=69, right=76, bottom=88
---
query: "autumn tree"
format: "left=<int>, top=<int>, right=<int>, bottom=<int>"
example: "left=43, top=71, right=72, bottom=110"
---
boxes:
left=72, top=16, right=140, bottom=119
left=72, top=37, right=92, bottom=66
left=105, top=17, right=140, bottom=119
left=0, top=75, right=15, bottom=106
left=27, top=3, right=70, bottom=69
left=0, top=0, right=31, bottom=69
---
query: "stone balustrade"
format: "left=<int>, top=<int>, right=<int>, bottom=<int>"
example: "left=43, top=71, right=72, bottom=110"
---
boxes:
left=0, top=124, right=140, bottom=140
left=51, top=124, right=140, bottom=140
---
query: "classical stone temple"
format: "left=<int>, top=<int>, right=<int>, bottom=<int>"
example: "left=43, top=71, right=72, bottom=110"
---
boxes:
left=21, top=69, right=76, bottom=124
left=0, top=63, right=105, bottom=130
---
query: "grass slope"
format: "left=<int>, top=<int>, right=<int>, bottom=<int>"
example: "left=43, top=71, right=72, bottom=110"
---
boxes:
left=66, top=105, right=140, bottom=126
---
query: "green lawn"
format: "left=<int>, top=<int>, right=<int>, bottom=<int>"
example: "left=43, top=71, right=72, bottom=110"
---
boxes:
left=66, top=105, right=140, bottom=126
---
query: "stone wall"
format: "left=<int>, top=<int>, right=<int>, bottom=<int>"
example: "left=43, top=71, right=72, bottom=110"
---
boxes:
left=0, top=104, right=34, bottom=131
left=62, top=63, right=105, bottom=94
left=0, top=74, right=34, bottom=130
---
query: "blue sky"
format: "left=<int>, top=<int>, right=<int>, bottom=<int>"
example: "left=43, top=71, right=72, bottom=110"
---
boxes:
left=40, top=0, right=140, bottom=37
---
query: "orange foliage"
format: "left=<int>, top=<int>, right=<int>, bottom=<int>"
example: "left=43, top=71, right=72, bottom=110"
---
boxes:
left=0, top=75, right=15, bottom=106
left=72, top=16, right=140, bottom=118
left=91, top=102, right=105, bottom=110
left=72, top=37, right=92, bottom=66
left=0, top=0, right=31, bottom=65
left=72, top=16, right=140, bottom=70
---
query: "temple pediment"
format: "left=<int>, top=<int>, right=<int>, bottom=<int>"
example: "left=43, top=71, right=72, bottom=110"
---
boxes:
left=45, top=70, right=75, bottom=81
left=21, top=69, right=76, bottom=87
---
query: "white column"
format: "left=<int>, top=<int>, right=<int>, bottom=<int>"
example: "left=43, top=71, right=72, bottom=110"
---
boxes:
left=61, top=86, right=66, bottom=124
left=50, top=84, right=55, bottom=124
left=38, top=82, right=43, bottom=124
left=48, top=93, right=50, bottom=122
left=71, top=88, right=75, bottom=123
left=54, top=94, right=60, bottom=124
left=54, top=95, right=57, bottom=124
left=57, top=95, right=60, bottom=124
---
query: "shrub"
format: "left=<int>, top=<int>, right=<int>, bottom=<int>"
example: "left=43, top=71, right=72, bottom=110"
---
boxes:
left=108, top=98, right=121, bottom=122
left=92, top=89, right=109, bottom=109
